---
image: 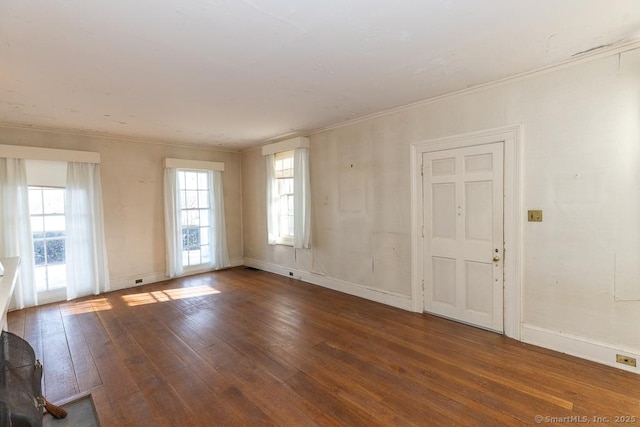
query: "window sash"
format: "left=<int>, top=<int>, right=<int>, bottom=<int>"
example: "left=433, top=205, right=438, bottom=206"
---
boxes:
left=28, top=186, right=67, bottom=292
left=177, top=170, right=212, bottom=267
left=273, top=152, right=295, bottom=243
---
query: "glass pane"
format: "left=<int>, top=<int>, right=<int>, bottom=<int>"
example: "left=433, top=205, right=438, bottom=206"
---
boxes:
left=34, top=266, right=47, bottom=292
left=31, top=216, right=44, bottom=233
left=197, top=172, right=208, bottom=190
left=43, top=189, right=64, bottom=214
left=46, top=239, right=66, bottom=264
left=199, top=210, right=210, bottom=227
left=182, top=251, right=189, bottom=266
left=185, top=190, right=198, bottom=209
left=288, top=216, right=294, bottom=236
left=182, top=227, right=201, bottom=251
left=201, top=245, right=211, bottom=263
left=185, top=172, right=198, bottom=190
left=274, top=152, right=294, bottom=178
left=181, top=210, right=188, bottom=226
left=278, top=195, right=288, bottom=213
left=29, top=189, right=43, bottom=215
left=200, top=227, right=210, bottom=245
left=278, top=178, right=293, bottom=194
left=33, top=240, right=45, bottom=265
left=47, top=264, right=66, bottom=289
left=186, top=210, right=200, bottom=226
left=179, top=190, right=186, bottom=210
left=198, top=190, right=209, bottom=209
left=189, top=249, right=201, bottom=266
left=45, top=215, right=65, bottom=232
left=279, top=215, right=289, bottom=236
left=178, top=171, right=185, bottom=189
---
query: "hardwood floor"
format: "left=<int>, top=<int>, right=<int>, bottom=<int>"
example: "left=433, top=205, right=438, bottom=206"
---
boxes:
left=7, top=267, right=640, bottom=426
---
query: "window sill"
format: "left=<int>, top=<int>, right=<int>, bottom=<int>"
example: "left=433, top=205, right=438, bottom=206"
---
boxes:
left=272, top=238, right=294, bottom=247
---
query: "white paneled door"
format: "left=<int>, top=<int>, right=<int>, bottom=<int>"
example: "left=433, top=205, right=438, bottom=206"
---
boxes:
left=422, top=142, right=504, bottom=332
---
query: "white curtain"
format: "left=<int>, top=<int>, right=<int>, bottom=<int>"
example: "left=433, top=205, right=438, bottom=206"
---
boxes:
left=0, top=158, right=37, bottom=308
left=163, top=168, right=183, bottom=278
left=65, top=162, right=110, bottom=300
left=265, top=154, right=279, bottom=245
left=293, top=147, right=311, bottom=249
left=209, top=170, right=230, bottom=269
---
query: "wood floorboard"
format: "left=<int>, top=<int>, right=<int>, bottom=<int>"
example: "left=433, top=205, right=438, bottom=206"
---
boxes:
left=7, top=267, right=640, bottom=426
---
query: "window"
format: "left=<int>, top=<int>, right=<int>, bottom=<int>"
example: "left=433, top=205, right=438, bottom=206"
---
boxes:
left=178, top=170, right=212, bottom=267
left=264, top=142, right=310, bottom=249
left=273, top=150, right=295, bottom=244
left=28, top=187, right=66, bottom=292
left=164, top=159, right=229, bottom=278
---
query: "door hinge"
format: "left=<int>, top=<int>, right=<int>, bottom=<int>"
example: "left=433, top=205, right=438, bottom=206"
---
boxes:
left=421, top=163, right=424, bottom=176
left=421, top=226, right=424, bottom=238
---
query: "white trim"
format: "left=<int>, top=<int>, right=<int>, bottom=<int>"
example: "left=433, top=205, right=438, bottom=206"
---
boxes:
left=270, top=39, right=640, bottom=142
left=109, top=257, right=243, bottom=291
left=228, top=257, right=244, bottom=268
left=0, top=122, right=241, bottom=153
left=0, top=144, right=100, bottom=163
left=163, top=157, right=225, bottom=171
left=109, top=271, right=168, bottom=291
left=521, top=324, right=640, bottom=374
left=244, top=257, right=413, bottom=311
left=261, top=137, right=310, bottom=156
left=410, top=124, right=522, bottom=339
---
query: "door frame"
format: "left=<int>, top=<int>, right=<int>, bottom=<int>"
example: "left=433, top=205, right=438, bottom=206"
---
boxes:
left=410, top=125, right=522, bottom=339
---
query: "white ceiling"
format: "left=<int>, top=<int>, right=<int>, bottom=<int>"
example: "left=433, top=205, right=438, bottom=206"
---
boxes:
left=1, top=1, right=639, bottom=150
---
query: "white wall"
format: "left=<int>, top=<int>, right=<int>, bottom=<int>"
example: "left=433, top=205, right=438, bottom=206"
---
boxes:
left=0, top=127, right=244, bottom=289
left=243, top=47, right=640, bottom=369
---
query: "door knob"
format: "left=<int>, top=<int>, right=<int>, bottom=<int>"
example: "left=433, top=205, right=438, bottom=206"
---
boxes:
left=493, top=255, right=500, bottom=262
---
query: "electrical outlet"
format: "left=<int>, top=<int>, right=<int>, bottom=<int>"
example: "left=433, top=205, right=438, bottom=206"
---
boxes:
left=528, top=210, right=543, bottom=222
left=616, top=354, right=636, bottom=367
left=289, top=272, right=294, bottom=277
left=135, top=279, right=143, bottom=284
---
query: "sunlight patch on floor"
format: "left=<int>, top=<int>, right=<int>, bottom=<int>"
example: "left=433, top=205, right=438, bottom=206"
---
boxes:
left=61, top=298, right=113, bottom=315
left=122, top=285, right=221, bottom=307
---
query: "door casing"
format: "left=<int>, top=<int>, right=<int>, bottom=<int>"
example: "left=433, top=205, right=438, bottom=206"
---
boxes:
left=410, top=125, right=522, bottom=339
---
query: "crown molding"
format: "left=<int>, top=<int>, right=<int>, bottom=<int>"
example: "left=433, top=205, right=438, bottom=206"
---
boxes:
left=3, top=38, right=639, bottom=151
left=0, top=122, right=242, bottom=154
left=270, top=38, right=640, bottom=141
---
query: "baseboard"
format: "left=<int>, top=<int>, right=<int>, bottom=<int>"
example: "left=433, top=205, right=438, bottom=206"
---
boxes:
left=109, top=258, right=244, bottom=292
left=109, top=271, right=168, bottom=291
left=243, top=257, right=413, bottom=311
left=521, top=324, right=640, bottom=374
left=228, top=257, right=244, bottom=268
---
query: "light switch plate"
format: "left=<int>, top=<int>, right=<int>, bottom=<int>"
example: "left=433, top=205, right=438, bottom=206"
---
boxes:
left=528, top=210, right=543, bottom=222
